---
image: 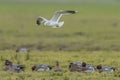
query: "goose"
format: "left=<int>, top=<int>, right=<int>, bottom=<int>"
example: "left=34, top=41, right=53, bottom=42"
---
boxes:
left=36, top=10, right=77, bottom=28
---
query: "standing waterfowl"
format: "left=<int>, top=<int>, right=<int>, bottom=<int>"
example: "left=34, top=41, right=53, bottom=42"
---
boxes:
left=54, top=61, right=62, bottom=73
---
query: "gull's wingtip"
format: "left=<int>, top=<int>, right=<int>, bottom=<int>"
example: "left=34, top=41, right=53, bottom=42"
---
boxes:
left=56, top=10, right=78, bottom=14
left=65, top=10, right=78, bottom=14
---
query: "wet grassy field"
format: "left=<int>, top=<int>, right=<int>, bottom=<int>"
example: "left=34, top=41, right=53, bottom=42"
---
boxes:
left=0, top=1, right=120, bottom=80
left=0, top=51, right=120, bottom=80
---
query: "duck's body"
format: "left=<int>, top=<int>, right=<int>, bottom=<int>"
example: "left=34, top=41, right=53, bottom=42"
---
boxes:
left=4, top=60, right=25, bottom=73
left=69, top=62, right=95, bottom=73
left=32, top=64, right=52, bottom=71
left=96, top=65, right=115, bottom=73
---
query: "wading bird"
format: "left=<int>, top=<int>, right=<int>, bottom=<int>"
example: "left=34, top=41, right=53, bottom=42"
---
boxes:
left=36, top=10, right=77, bottom=28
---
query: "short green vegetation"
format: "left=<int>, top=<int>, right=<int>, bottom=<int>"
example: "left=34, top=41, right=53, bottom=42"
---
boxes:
left=0, top=51, right=120, bottom=80
left=0, top=1, right=120, bottom=80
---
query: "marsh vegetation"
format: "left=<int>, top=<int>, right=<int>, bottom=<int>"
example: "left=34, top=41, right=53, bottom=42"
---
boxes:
left=0, top=0, right=120, bottom=80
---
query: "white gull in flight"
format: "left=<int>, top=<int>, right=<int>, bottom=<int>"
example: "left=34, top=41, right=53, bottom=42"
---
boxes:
left=36, top=10, right=77, bottom=28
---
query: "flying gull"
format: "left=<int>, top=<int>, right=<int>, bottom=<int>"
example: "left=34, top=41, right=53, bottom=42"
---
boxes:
left=36, top=10, right=77, bottom=28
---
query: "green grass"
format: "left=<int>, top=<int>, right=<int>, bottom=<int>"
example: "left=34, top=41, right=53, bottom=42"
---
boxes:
left=0, top=2, right=120, bottom=80
left=0, top=51, right=120, bottom=80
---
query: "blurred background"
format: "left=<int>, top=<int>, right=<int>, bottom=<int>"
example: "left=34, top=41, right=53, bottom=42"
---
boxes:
left=0, top=0, right=120, bottom=3
left=0, top=0, right=120, bottom=51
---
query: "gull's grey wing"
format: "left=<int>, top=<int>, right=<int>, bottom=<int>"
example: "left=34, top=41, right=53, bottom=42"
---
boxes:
left=50, top=10, right=77, bottom=22
left=50, top=11, right=62, bottom=22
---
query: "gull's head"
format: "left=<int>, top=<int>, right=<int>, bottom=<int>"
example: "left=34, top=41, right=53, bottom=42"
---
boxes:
left=36, top=17, right=41, bottom=26
left=36, top=16, right=47, bottom=26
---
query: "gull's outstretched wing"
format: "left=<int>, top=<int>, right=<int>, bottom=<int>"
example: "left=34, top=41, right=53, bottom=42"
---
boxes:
left=50, top=10, right=77, bottom=22
left=36, top=16, right=47, bottom=26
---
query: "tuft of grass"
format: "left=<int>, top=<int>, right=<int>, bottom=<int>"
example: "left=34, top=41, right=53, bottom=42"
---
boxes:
left=25, top=53, right=30, bottom=61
